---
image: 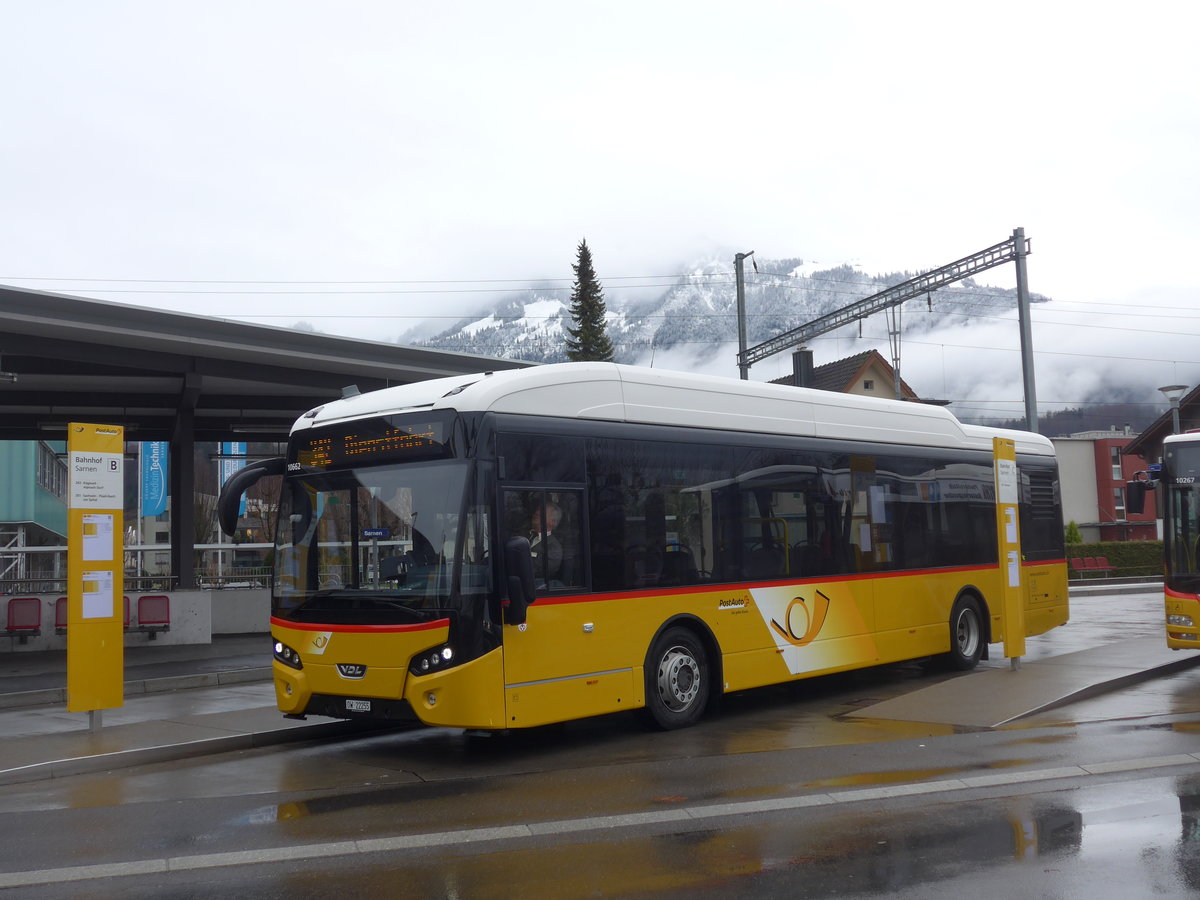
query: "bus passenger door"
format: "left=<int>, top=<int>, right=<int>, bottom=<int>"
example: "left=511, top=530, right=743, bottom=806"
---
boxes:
left=500, top=488, right=633, bottom=726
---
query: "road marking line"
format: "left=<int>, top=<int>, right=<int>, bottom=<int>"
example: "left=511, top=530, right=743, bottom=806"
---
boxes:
left=960, top=766, right=1087, bottom=788
left=1082, top=754, right=1198, bottom=775
left=3, top=756, right=1199, bottom=889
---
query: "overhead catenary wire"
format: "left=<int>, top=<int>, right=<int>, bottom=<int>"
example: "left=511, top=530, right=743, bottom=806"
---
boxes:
left=5, top=258, right=1198, bottom=308
left=0, top=266, right=1069, bottom=303
left=6, top=268, right=1194, bottom=325
left=4, top=270, right=1198, bottom=395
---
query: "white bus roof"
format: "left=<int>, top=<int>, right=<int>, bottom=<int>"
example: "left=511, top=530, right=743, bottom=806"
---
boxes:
left=1163, top=432, right=1200, bottom=447
left=295, top=362, right=1054, bottom=456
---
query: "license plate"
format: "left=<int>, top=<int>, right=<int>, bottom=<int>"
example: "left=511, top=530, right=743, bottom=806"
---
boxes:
left=345, top=699, right=371, bottom=712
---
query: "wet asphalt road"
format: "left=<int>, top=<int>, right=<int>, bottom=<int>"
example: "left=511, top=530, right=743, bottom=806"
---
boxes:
left=5, top=587, right=1200, bottom=897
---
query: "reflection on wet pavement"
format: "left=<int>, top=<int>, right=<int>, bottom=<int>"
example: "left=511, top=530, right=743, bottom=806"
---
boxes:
left=0, top=683, right=278, bottom=739
left=1003, top=587, right=1167, bottom=662
left=198, top=775, right=1200, bottom=900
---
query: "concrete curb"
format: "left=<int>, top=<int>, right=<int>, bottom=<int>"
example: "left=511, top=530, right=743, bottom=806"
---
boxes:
left=1059, top=652, right=1200, bottom=694
left=845, top=636, right=1200, bottom=729
left=1069, top=580, right=1163, bottom=597
left=0, top=667, right=273, bottom=711
left=0, top=718, right=379, bottom=787
left=990, top=652, right=1200, bottom=726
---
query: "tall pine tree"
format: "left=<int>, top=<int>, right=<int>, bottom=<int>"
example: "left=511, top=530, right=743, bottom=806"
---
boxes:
left=564, top=239, right=615, bottom=362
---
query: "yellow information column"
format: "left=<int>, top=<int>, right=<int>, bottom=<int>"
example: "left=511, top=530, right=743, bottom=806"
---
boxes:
left=66, top=423, right=125, bottom=726
left=993, top=437, right=1025, bottom=666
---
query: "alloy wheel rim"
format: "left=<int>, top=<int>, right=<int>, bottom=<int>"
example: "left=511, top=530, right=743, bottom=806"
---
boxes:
left=657, top=646, right=700, bottom=711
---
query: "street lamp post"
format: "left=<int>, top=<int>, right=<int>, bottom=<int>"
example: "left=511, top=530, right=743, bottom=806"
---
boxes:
left=734, top=251, right=754, bottom=380
left=1159, top=384, right=1187, bottom=434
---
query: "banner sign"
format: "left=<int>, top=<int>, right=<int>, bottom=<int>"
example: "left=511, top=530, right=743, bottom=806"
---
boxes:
left=140, top=441, right=169, bottom=517
left=220, top=442, right=247, bottom=517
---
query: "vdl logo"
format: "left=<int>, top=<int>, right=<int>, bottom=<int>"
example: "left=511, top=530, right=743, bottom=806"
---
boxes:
left=769, top=589, right=832, bottom=647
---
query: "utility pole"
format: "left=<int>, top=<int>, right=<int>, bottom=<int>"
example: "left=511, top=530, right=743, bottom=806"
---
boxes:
left=735, top=251, right=754, bottom=380
left=1013, top=227, right=1039, bottom=433
left=737, top=230, right=1040, bottom=427
left=886, top=305, right=903, bottom=400
left=739, top=232, right=1031, bottom=373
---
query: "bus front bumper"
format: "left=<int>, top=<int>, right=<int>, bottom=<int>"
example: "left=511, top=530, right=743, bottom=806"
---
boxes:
left=272, top=646, right=507, bottom=730
left=1165, top=593, right=1200, bottom=649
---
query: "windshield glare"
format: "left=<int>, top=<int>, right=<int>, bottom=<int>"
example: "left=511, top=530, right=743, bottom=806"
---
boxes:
left=1165, top=444, right=1200, bottom=591
left=273, top=460, right=488, bottom=622
left=1167, top=482, right=1200, bottom=581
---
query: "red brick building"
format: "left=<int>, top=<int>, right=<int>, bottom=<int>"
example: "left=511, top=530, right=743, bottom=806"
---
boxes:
left=1051, top=429, right=1158, bottom=542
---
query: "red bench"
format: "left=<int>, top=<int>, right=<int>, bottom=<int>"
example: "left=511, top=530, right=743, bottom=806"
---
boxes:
left=1070, top=556, right=1116, bottom=578
left=136, top=595, right=171, bottom=638
left=5, top=597, right=41, bottom=643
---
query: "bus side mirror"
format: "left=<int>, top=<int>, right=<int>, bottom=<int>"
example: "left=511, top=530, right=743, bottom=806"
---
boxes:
left=1126, top=480, right=1148, bottom=516
left=218, top=457, right=286, bottom=536
left=504, top=536, right=535, bottom=626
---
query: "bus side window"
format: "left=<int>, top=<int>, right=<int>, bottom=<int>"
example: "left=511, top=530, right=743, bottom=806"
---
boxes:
left=590, top=480, right=625, bottom=591
left=504, top=489, right=584, bottom=594
left=551, top=492, right=584, bottom=591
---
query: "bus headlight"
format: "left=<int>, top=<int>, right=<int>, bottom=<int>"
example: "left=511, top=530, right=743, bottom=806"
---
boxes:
left=1168, top=615, right=1195, bottom=628
left=274, top=640, right=304, bottom=670
left=409, top=643, right=455, bottom=676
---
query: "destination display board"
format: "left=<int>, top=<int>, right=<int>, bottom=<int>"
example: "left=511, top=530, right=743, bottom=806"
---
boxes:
left=291, top=414, right=452, bottom=470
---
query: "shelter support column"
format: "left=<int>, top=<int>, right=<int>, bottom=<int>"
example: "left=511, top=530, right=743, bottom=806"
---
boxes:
left=170, top=372, right=200, bottom=590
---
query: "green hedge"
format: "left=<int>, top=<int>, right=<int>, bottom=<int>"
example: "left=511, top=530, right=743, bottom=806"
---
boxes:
left=1064, top=540, right=1161, bottom=579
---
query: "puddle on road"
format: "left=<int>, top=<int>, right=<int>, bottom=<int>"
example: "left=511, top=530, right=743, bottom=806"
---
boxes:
left=999, top=733, right=1076, bottom=746
left=803, top=767, right=962, bottom=789
left=801, top=757, right=1041, bottom=790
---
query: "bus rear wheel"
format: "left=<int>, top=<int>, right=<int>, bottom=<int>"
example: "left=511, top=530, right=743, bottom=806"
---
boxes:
left=642, top=626, right=709, bottom=730
left=945, top=596, right=984, bottom=670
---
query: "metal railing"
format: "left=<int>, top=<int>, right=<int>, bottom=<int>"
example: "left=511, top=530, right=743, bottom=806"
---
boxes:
left=198, top=568, right=273, bottom=590
left=0, top=544, right=274, bottom=594
left=0, top=573, right=273, bottom=594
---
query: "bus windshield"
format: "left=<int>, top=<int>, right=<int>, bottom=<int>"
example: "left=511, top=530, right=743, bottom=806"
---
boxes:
left=1165, top=442, right=1200, bottom=594
left=272, top=458, right=494, bottom=625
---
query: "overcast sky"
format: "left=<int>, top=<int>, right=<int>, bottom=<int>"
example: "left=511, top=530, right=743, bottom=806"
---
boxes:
left=3, top=2, right=1198, bottom=415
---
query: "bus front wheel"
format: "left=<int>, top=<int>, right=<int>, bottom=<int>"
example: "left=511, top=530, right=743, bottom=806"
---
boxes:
left=642, top=626, right=709, bottom=730
left=945, top=596, right=984, bottom=670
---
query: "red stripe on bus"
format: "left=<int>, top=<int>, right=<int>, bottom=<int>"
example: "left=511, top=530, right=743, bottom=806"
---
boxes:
left=534, top=561, right=1064, bottom=606
left=270, top=616, right=450, bottom=634
left=1166, top=586, right=1198, bottom=601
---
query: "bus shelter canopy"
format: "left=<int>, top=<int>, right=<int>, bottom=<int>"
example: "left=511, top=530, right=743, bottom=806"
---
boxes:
left=0, top=284, right=532, bottom=586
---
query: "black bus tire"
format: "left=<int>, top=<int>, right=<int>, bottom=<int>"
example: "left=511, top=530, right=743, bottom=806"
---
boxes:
left=945, top=595, right=984, bottom=670
left=641, top=626, right=710, bottom=730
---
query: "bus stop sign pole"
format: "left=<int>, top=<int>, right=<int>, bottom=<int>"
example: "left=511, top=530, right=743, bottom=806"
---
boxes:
left=993, top=437, right=1026, bottom=667
left=66, top=422, right=125, bottom=731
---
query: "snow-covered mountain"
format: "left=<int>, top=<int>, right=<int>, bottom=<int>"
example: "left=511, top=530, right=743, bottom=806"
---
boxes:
left=395, top=256, right=1197, bottom=432
left=400, top=257, right=1043, bottom=371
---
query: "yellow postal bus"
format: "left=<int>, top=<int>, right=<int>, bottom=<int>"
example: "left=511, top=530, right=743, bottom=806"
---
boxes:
left=1157, top=433, right=1200, bottom=649
left=218, top=363, right=1068, bottom=731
